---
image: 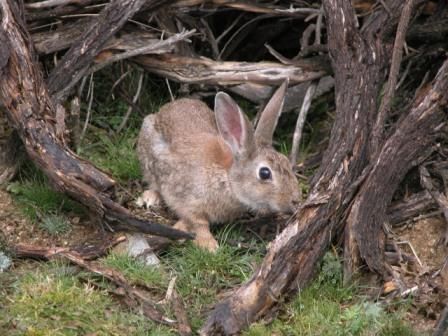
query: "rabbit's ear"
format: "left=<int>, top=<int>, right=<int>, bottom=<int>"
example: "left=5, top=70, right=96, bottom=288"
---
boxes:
left=255, top=79, right=288, bottom=146
left=215, top=92, right=254, bottom=157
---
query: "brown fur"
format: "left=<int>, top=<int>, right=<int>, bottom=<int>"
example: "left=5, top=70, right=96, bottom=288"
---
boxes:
left=137, top=85, right=299, bottom=251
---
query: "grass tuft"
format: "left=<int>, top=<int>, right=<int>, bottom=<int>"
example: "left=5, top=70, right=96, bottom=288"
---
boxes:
left=244, top=252, right=417, bottom=336
left=39, top=214, right=72, bottom=236
left=102, top=253, right=167, bottom=290
left=7, top=179, right=84, bottom=225
left=163, top=235, right=259, bottom=330
left=78, top=131, right=142, bottom=182
left=0, top=261, right=171, bottom=336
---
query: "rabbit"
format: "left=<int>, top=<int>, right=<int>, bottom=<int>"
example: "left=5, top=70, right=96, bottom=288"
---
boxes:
left=137, top=81, right=300, bottom=251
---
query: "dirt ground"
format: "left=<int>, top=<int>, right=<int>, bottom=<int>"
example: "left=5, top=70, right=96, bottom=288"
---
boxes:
left=0, top=189, right=104, bottom=248
left=0, top=188, right=446, bottom=334
left=392, top=218, right=448, bottom=333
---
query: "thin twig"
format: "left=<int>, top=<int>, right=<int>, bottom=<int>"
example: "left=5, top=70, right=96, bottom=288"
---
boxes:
left=396, top=59, right=412, bottom=90
left=111, top=69, right=132, bottom=97
left=265, top=43, right=294, bottom=65
left=165, top=78, right=175, bottom=102
left=315, top=5, right=323, bottom=46
left=371, top=0, right=415, bottom=155
left=290, top=80, right=318, bottom=166
left=396, top=240, right=423, bottom=267
left=200, top=18, right=219, bottom=59
left=25, top=0, right=81, bottom=9
left=216, top=13, right=243, bottom=44
left=218, top=14, right=271, bottom=60
left=275, top=6, right=321, bottom=14
left=116, top=71, right=144, bottom=133
left=434, top=304, right=448, bottom=336
left=299, top=23, right=316, bottom=53
left=89, top=29, right=196, bottom=74
left=80, top=73, right=94, bottom=142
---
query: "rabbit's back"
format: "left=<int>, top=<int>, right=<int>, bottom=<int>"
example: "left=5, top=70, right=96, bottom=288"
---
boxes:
left=137, top=98, right=244, bottom=223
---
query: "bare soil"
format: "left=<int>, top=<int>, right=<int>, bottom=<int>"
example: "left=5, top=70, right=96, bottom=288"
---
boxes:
left=391, top=218, right=448, bottom=334
left=0, top=189, right=104, bottom=248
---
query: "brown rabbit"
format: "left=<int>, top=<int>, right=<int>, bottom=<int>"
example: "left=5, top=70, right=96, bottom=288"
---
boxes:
left=137, top=81, right=300, bottom=251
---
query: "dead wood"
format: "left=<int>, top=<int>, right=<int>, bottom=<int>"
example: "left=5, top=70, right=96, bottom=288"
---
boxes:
left=1, top=0, right=446, bottom=333
left=407, top=18, right=448, bottom=44
left=371, top=0, right=416, bottom=155
left=13, top=242, right=175, bottom=325
left=343, top=61, right=448, bottom=278
left=24, top=0, right=103, bottom=22
left=0, top=129, right=22, bottom=186
left=172, top=0, right=319, bottom=16
left=420, top=166, right=448, bottom=244
left=170, top=287, right=193, bottom=336
left=387, top=191, right=437, bottom=226
left=434, top=303, right=448, bottom=336
left=46, top=0, right=169, bottom=103
left=135, top=54, right=329, bottom=86
left=32, top=20, right=165, bottom=55
left=0, top=0, right=192, bottom=241
left=229, top=76, right=334, bottom=112
left=13, top=235, right=125, bottom=260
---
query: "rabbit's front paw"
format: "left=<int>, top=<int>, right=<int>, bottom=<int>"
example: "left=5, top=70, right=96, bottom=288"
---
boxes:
left=194, top=236, right=219, bottom=252
left=136, top=190, right=161, bottom=209
left=194, top=230, right=219, bottom=252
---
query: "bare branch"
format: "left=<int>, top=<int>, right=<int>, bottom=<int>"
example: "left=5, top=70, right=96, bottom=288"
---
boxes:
left=371, top=0, right=416, bottom=155
left=136, top=54, right=328, bottom=86
left=290, top=80, right=318, bottom=166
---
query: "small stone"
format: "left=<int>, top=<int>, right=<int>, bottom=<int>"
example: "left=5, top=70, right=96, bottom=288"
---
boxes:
left=0, top=251, right=12, bottom=272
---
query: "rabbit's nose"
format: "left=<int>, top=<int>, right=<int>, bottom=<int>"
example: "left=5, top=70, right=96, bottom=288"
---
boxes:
left=286, top=199, right=300, bottom=214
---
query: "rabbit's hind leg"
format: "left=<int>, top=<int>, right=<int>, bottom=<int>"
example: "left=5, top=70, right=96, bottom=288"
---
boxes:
left=174, top=217, right=218, bottom=252
left=136, top=190, right=162, bottom=208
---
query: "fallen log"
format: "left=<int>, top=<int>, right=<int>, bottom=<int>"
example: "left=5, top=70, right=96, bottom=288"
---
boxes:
left=0, top=0, right=192, bottom=241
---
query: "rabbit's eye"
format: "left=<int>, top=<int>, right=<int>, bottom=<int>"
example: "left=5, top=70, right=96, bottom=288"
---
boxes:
left=258, top=167, right=272, bottom=180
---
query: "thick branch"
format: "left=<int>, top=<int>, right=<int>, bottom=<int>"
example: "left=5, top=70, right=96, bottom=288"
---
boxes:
left=371, top=0, right=416, bottom=155
left=135, top=54, right=329, bottom=86
left=345, top=59, right=448, bottom=278
left=0, top=0, right=192, bottom=241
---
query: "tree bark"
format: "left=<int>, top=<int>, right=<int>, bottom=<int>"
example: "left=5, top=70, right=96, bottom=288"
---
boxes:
left=344, top=64, right=448, bottom=278
left=0, top=0, right=192, bottom=241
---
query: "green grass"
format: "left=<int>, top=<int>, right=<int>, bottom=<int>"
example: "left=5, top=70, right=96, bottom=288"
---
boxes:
left=7, top=174, right=84, bottom=238
left=101, top=226, right=262, bottom=331
left=78, top=131, right=142, bottom=182
left=165, top=240, right=260, bottom=329
left=102, top=252, right=167, bottom=290
left=0, top=261, right=171, bottom=336
left=7, top=179, right=82, bottom=222
left=0, top=228, right=418, bottom=336
left=244, top=253, right=416, bottom=336
left=38, top=213, right=72, bottom=236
